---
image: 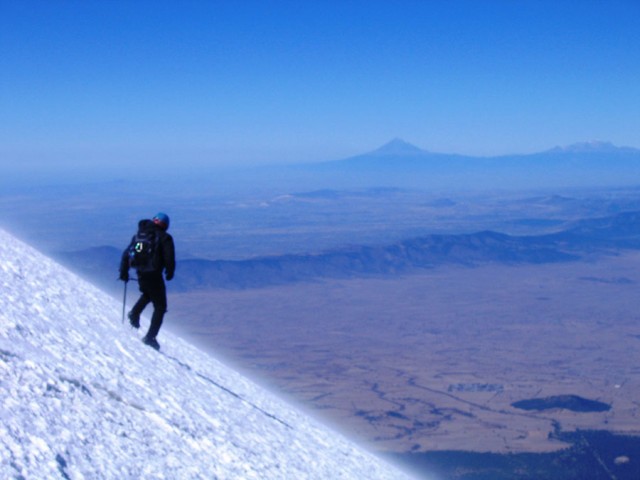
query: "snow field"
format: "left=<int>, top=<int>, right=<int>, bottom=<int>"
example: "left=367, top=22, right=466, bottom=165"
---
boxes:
left=0, top=229, right=415, bottom=479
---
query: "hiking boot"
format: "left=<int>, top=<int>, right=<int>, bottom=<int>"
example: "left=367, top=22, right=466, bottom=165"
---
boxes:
left=142, top=336, right=160, bottom=351
left=128, top=311, right=140, bottom=329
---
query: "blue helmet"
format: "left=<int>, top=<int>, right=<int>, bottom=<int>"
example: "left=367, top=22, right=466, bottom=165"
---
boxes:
left=153, top=212, right=170, bottom=230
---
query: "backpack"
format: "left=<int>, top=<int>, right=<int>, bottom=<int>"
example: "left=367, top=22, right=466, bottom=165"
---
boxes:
left=128, top=221, right=160, bottom=272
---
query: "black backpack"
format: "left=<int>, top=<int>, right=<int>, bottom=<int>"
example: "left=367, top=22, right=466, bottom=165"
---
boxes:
left=128, top=221, right=160, bottom=272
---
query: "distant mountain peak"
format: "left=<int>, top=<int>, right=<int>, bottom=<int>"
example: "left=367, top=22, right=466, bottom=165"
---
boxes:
left=371, top=138, right=427, bottom=156
left=550, top=141, right=637, bottom=153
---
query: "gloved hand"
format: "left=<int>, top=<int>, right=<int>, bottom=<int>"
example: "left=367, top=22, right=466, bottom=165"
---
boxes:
left=165, top=271, right=174, bottom=281
left=119, top=271, right=129, bottom=282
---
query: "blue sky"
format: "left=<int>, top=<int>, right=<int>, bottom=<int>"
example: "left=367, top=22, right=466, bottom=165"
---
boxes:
left=1, top=0, right=639, bottom=175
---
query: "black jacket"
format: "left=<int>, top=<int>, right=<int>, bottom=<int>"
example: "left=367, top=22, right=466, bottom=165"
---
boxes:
left=120, top=220, right=176, bottom=278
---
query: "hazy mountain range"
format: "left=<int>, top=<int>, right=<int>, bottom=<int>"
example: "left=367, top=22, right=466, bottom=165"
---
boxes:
left=57, top=211, right=640, bottom=293
left=286, top=139, right=640, bottom=190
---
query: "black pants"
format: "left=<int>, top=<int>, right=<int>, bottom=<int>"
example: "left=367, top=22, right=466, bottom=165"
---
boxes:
left=130, top=272, right=167, bottom=339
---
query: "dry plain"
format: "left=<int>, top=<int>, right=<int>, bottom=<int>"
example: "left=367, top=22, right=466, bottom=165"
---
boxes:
left=169, top=250, right=640, bottom=454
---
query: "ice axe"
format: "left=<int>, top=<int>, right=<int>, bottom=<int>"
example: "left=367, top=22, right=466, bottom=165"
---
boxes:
left=122, top=279, right=128, bottom=324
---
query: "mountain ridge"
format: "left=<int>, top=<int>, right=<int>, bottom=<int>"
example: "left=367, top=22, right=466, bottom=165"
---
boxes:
left=546, top=141, right=640, bottom=154
left=305, top=139, right=640, bottom=189
left=56, top=211, right=640, bottom=292
left=354, top=139, right=640, bottom=159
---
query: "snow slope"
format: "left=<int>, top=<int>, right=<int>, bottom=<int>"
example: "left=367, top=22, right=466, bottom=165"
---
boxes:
left=0, top=229, right=418, bottom=479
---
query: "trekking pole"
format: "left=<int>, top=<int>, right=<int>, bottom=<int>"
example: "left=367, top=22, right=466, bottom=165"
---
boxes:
left=122, top=280, right=128, bottom=324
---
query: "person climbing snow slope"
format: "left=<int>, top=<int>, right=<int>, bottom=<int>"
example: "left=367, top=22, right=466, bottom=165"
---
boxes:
left=119, top=212, right=175, bottom=350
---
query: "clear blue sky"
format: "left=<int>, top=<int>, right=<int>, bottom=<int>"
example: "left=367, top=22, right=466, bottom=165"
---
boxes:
left=1, top=0, right=639, bottom=175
